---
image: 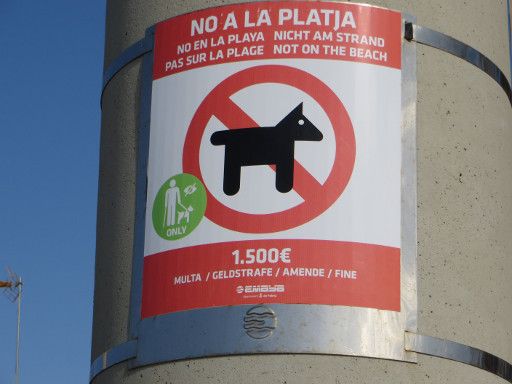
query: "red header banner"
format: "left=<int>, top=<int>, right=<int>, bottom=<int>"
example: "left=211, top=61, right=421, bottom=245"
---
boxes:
left=153, top=1, right=402, bottom=79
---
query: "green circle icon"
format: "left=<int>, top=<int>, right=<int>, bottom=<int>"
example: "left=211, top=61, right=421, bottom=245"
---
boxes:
left=152, top=173, right=207, bottom=240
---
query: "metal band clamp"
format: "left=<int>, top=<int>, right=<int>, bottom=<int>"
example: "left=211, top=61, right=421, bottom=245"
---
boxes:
left=405, top=22, right=512, bottom=105
left=101, top=24, right=512, bottom=106
left=101, top=30, right=154, bottom=106
left=406, top=333, right=512, bottom=383
left=90, top=340, right=137, bottom=382
left=90, top=334, right=512, bottom=382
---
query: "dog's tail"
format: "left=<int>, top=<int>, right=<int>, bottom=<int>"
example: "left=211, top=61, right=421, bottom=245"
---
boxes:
left=210, top=130, right=231, bottom=145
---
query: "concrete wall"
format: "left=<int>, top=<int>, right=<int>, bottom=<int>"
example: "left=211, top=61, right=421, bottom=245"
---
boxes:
left=91, top=0, right=512, bottom=382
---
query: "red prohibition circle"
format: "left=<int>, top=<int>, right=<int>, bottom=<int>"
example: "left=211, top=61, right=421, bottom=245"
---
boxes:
left=183, top=65, right=355, bottom=233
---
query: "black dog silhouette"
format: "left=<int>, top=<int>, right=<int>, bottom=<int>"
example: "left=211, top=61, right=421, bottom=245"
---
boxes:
left=210, top=103, right=323, bottom=195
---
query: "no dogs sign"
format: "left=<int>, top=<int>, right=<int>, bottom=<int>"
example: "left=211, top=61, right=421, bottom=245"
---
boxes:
left=142, top=1, right=402, bottom=318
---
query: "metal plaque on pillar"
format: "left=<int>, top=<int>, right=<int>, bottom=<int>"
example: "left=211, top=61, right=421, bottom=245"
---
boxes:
left=130, top=1, right=417, bottom=366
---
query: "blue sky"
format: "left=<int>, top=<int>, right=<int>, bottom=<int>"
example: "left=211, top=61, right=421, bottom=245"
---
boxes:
left=0, top=1, right=104, bottom=382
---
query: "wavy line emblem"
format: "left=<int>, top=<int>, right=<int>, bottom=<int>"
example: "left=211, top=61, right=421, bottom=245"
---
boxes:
left=243, top=305, right=277, bottom=339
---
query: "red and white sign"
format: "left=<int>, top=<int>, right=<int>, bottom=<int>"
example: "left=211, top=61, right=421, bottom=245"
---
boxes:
left=143, top=1, right=402, bottom=319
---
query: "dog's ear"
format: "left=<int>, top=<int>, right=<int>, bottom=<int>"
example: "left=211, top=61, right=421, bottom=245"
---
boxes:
left=278, top=103, right=305, bottom=127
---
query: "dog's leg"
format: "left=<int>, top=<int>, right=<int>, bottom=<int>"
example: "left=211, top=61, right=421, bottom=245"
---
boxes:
left=223, top=150, right=241, bottom=195
left=276, top=159, right=294, bottom=193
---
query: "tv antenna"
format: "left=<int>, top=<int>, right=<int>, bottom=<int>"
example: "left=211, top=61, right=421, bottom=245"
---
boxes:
left=1, top=267, right=22, bottom=384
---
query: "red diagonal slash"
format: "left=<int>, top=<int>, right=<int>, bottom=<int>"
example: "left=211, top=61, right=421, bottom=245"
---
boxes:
left=214, top=98, right=323, bottom=201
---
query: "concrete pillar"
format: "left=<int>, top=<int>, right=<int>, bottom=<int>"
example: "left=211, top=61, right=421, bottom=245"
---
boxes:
left=92, top=1, right=512, bottom=383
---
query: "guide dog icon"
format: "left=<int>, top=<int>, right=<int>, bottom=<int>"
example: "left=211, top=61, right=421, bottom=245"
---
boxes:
left=210, top=103, right=323, bottom=195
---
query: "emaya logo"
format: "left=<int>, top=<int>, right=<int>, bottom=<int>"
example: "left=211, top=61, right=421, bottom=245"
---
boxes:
left=236, top=285, right=285, bottom=294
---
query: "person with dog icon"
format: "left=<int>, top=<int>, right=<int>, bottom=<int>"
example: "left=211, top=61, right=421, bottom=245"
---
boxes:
left=154, top=173, right=207, bottom=241
left=164, top=178, right=196, bottom=228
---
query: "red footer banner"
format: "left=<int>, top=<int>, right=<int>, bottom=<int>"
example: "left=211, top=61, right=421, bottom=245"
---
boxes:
left=142, top=240, right=400, bottom=318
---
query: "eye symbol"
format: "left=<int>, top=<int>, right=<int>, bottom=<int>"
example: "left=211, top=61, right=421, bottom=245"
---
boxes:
left=298, top=119, right=304, bottom=125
